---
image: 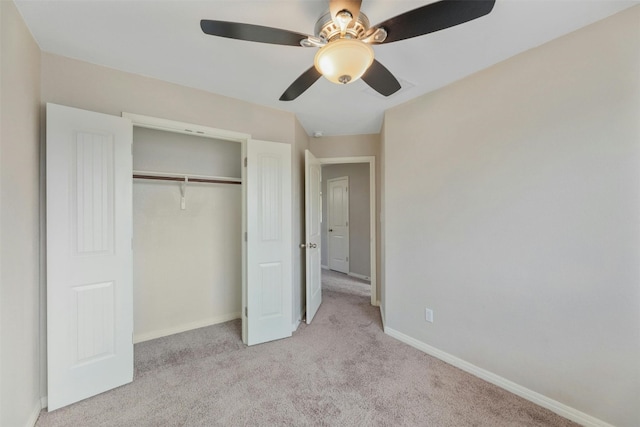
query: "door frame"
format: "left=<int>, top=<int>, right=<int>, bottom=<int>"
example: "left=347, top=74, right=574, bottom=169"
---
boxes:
left=121, top=113, right=252, bottom=343
left=326, top=176, right=350, bottom=274
left=318, top=156, right=377, bottom=306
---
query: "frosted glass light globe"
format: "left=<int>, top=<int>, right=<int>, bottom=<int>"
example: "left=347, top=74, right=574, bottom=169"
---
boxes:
left=314, top=39, right=374, bottom=85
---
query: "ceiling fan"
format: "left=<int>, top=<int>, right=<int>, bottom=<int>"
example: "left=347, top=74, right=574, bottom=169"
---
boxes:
left=201, top=0, right=496, bottom=101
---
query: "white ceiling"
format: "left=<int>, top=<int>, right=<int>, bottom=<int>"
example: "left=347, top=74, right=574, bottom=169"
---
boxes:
left=14, top=0, right=637, bottom=136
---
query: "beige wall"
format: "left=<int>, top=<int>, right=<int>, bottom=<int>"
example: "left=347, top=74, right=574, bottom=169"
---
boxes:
left=0, top=1, right=42, bottom=426
left=383, top=7, right=640, bottom=427
left=309, top=134, right=381, bottom=303
left=321, top=163, right=371, bottom=278
left=41, top=53, right=296, bottom=145
left=309, top=134, right=379, bottom=159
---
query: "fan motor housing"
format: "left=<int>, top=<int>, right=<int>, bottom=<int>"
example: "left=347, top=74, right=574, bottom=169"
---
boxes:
left=314, top=11, right=370, bottom=41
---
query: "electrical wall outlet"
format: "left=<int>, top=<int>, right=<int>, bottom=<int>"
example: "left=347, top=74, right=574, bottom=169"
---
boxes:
left=425, top=308, right=434, bottom=323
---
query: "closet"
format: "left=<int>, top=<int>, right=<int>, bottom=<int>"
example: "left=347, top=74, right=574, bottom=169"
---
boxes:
left=131, top=126, right=242, bottom=343
left=46, top=104, right=292, bottom=410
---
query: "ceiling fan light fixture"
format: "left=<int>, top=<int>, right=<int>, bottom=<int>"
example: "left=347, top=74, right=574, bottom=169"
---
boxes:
left=314, top=39, right=374, bottom=85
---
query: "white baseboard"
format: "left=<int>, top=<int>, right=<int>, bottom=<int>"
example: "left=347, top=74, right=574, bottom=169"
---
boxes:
left=134, top=312, right=241, bottom=343
left=40, top=396, right=48, bottom=411
left=321, top=264, right=329, bottom=270
left=26, top=399, right=42, bottom=427
left=384, top=327, right=614, bottom=427
left=347, top=272, right=371, bottom=282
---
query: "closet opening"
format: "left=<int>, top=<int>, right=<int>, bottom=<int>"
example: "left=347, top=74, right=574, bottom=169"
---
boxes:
left=125, top=113, right=248, bottom=346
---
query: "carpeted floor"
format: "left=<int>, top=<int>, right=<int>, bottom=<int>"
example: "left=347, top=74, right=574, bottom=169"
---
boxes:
left=321, top=269, right=371, bottom=298
left=36, top=275, right=577, bottom=427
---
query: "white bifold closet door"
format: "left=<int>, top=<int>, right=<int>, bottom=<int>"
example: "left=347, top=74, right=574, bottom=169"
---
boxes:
left=245, top=139, right=292, bottom=345
left=46, top=103, right=134, bottom=411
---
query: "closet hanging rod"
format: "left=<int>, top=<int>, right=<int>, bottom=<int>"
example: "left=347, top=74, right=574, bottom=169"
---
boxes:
left=133, top=174, right=241, bottom=185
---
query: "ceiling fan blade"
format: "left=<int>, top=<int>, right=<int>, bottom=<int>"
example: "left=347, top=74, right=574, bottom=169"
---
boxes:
left=279, top=66, right=323, bottom=101
left=372, top=0, right=495, bottom=44
left=201, top=20, right=312, bottom=47
left=330, top=0, right=362, bottom=22
left=362, top=60, right=401, bottom=97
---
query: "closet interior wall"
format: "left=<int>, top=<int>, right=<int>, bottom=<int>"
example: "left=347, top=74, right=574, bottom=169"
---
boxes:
left=132, top=127, right=242, bottom=343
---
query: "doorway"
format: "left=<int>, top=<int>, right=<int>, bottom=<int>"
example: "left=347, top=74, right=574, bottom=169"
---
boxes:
left=319, top=157, right=377, bottom=306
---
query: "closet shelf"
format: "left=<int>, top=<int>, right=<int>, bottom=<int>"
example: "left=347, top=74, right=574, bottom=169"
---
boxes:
left=133, top=170, right=241, bottom=185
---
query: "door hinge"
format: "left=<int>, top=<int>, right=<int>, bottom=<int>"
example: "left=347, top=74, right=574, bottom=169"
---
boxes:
left=245, top=307, right=248, bottom=317
left=346, top=221, right=348, bottom=226
left=346, top=256, right=349, bottom=262
left=244, top=157, right=247, bottom=167
left=244, top=231, right=247, bottom=242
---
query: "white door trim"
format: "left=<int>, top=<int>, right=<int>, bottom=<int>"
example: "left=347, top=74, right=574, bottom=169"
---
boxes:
left=122, top=112, right=250, bottom=142
left=318, top=156, right=377, bottom=306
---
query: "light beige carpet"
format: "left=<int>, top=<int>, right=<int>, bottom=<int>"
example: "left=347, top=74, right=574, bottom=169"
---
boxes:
left=36, top=277, right=577, bottom=426
left=322, top=268, right=371, bottom=298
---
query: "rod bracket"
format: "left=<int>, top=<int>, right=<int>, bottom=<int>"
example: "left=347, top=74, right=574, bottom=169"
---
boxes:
left=180, top=176, right=188, bottom=210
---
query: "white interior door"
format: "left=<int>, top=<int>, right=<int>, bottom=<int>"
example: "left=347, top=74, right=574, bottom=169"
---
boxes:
left=46, top=103, right=133, bottom=411
left=327, top=177, right=349, bottom=274
left=245, top=139, right=292, bottom=345
left=305, top=150, right=322, bottom=324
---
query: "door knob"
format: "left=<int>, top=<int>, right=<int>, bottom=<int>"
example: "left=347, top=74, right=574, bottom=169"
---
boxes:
left=299, top=243, right=306, bottom=248
left=329, top=229, right=333, bottom=232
